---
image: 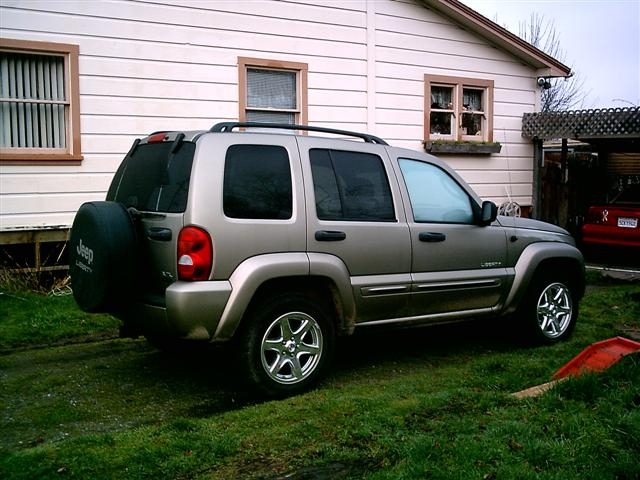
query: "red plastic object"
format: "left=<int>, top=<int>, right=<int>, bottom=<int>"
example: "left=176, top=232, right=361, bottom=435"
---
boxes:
left=553, top=336, right=640, bottom=380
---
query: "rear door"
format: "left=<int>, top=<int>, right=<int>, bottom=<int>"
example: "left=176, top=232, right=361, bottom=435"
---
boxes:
left=187, top=133, right=306, bottom=280
left=297, top=137, right=412, bottom=322
left=107, top=133, right=196, bottom=300
left=393, top=156, right=510, bottom=318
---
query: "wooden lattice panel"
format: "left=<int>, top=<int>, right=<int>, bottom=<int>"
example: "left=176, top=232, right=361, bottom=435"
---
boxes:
left=522, top=107, right=640, bottom=140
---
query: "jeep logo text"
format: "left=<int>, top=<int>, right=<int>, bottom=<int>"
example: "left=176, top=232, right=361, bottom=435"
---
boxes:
left=76, top=238, right=94, bottom=265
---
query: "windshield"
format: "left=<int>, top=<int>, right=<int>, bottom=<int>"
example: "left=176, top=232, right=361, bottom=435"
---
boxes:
left=106, top=140, right=195, bottom=213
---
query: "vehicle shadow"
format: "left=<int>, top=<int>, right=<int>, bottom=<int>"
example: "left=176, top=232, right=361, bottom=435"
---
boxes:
left=129, top=317, right=519, bottom=403
left=120, top=340, right=259, bottom=412
left=0, top=317, right=540, bottom=452
left=333, top=317, right=517, bottom=373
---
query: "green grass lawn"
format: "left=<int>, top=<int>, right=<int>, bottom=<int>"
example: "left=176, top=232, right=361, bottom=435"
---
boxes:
left=0, top=287, right=119, bottom=351
left=1, top=272, right=639, bottom=479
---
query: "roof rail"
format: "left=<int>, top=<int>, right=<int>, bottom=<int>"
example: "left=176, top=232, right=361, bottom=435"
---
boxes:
left=210, top=122, right=389, bottom=145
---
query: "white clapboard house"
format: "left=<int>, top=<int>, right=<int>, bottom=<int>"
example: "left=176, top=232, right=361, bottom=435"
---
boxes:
left=0, top=0, right=570, bottom=271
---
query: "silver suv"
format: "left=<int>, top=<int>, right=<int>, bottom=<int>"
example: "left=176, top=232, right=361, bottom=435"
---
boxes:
left=70, top=122, right=585, bottom=397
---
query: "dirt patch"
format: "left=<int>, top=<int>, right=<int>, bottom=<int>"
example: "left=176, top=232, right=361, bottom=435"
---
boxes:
left=212, top=456, right=384, bottom=480
left=269, top=458, right=383, bottom=480
left=0, top=338, right=253, bottom=453
left=619, top=291, right=640, bottom=341
left=0, top=330, right=119, bottom=355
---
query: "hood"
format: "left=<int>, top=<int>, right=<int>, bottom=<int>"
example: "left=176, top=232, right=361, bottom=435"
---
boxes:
left=499, top=215, right=570, bottom=236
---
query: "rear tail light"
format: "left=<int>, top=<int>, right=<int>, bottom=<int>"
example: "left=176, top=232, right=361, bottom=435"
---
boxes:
left=177, top=226, right=213, bottom=281
left=147, top=132, right=168, bottom=143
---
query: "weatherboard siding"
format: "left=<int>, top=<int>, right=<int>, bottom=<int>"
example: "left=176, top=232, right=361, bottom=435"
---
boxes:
left=373, top=0, right=537, bottom=206
left=1, top=0, right=538, bottom=231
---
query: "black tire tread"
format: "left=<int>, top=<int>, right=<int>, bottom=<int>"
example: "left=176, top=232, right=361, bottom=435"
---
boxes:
left=69, top=201, right=138, bottom=313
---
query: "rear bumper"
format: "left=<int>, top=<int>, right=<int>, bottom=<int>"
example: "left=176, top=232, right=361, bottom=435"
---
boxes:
left=117, top=280, right=232, bottom=341
left=581, top=224, right=640, bottom=248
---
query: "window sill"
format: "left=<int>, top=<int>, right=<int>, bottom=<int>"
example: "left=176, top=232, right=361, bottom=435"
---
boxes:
left=0, top=152, right=84, bottom=165
left=423, top=141, right=501, bottom=155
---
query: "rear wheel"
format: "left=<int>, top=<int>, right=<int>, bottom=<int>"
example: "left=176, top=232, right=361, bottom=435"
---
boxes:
left=238, top=293, right=335, bottom=397
left=519, top=273, right=578, bottom=344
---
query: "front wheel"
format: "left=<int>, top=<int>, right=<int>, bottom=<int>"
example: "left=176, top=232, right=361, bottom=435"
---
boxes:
left=238, top=293, right=335, bottom=398
left=519, top=274, right=578, bottom=344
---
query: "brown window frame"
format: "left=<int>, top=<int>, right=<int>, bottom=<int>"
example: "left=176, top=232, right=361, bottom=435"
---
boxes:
left=0, top=38, right=82, bottom=164
left=424, top=74, right=494, bottom=143
left=238, top=57, right=308, bottom=125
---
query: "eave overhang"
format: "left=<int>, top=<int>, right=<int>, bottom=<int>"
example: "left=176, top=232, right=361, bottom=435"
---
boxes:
left=420, top=0, right=572, bottom=77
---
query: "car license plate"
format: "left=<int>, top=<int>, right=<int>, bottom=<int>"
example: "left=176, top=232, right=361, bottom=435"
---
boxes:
left=618, top=217, right=638, bottom=228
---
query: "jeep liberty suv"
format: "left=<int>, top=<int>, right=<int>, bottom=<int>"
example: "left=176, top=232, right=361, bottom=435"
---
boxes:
left=69, top=122, right=585, bottom=397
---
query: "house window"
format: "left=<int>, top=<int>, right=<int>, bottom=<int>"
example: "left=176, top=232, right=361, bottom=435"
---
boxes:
left=425, top=75, right=494, bottom=143
left=0, top=38, right=82, bottom=162
left=238, top=57, right=307, bottom=125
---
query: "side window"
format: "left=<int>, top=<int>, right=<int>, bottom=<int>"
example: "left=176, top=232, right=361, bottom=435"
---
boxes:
left=310, top=149, right=395, bottom=222
left=399, top=158, right=474, bottom=224
left=223, top=145, right=292, bottom=219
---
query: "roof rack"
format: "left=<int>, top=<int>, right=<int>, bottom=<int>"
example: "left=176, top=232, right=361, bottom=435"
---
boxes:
left=210, top=122, right=389, bottom=145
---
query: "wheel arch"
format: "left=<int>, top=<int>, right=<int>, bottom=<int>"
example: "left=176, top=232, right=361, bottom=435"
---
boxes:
left=212, top=253, right=355, bottom=341
left=246, top=276, right=341, bottom=325
left=504, top=242, right=585, bottom=314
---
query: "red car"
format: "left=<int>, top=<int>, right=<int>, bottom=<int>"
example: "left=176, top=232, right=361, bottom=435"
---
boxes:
left=581, top=184, right=640, bottom=251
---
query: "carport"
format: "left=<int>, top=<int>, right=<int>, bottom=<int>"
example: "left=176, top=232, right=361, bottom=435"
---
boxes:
left=522, top=106, right=640, bottom=236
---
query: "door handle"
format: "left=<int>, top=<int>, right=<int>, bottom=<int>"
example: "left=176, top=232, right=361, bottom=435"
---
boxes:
left=419, top=232, right=446, bottom=242
left=315, top=230, right=347, bottom=242
left=147, top=227, right=172, bottom=241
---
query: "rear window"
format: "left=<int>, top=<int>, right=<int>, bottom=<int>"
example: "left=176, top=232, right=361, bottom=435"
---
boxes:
left=107, top=140, right=195, bottom=213
left=613, top=184, right=640, bottom=204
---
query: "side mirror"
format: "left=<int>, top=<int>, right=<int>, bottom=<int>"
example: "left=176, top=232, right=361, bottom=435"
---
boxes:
left=480, top=201, right=498, bottom=226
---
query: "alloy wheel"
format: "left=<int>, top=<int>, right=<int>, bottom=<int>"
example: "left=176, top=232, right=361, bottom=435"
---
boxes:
left=536, top=282, right=573, bottom=339
left=260, top=311, right=324, bottom=385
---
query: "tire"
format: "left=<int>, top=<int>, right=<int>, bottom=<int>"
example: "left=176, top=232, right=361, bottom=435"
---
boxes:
left=518, top=272, right=579, bottom=345
left=69, top=201, right=138, bottom=313
left=238, top=293, right=335, bottom=398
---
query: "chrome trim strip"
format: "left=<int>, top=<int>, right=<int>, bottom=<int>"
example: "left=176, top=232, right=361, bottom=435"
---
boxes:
left=355, top=306, right=496, bottom=327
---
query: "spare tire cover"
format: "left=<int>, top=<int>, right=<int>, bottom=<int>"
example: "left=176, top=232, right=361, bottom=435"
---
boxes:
left=69, top=201, right=138, bottom=313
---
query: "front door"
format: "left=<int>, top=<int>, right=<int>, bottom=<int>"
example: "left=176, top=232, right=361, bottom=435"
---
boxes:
left=395, top=157, right=510, bottom=318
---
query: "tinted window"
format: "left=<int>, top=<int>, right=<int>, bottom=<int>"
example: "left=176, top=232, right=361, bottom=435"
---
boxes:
left=310, top=149, right=395, bottom=221
left=399, top=158, right=474, bottom=223
left=223, top=145, right=292, bottom=219
left=107, top=140, right=195, bottom=213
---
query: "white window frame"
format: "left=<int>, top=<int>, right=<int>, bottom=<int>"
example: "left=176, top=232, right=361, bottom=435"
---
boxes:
left=0, top=38, right=82, bottom=163
left=425, top=75, right=494, bottom=143
left=238, top=57, right=307, bottom=125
